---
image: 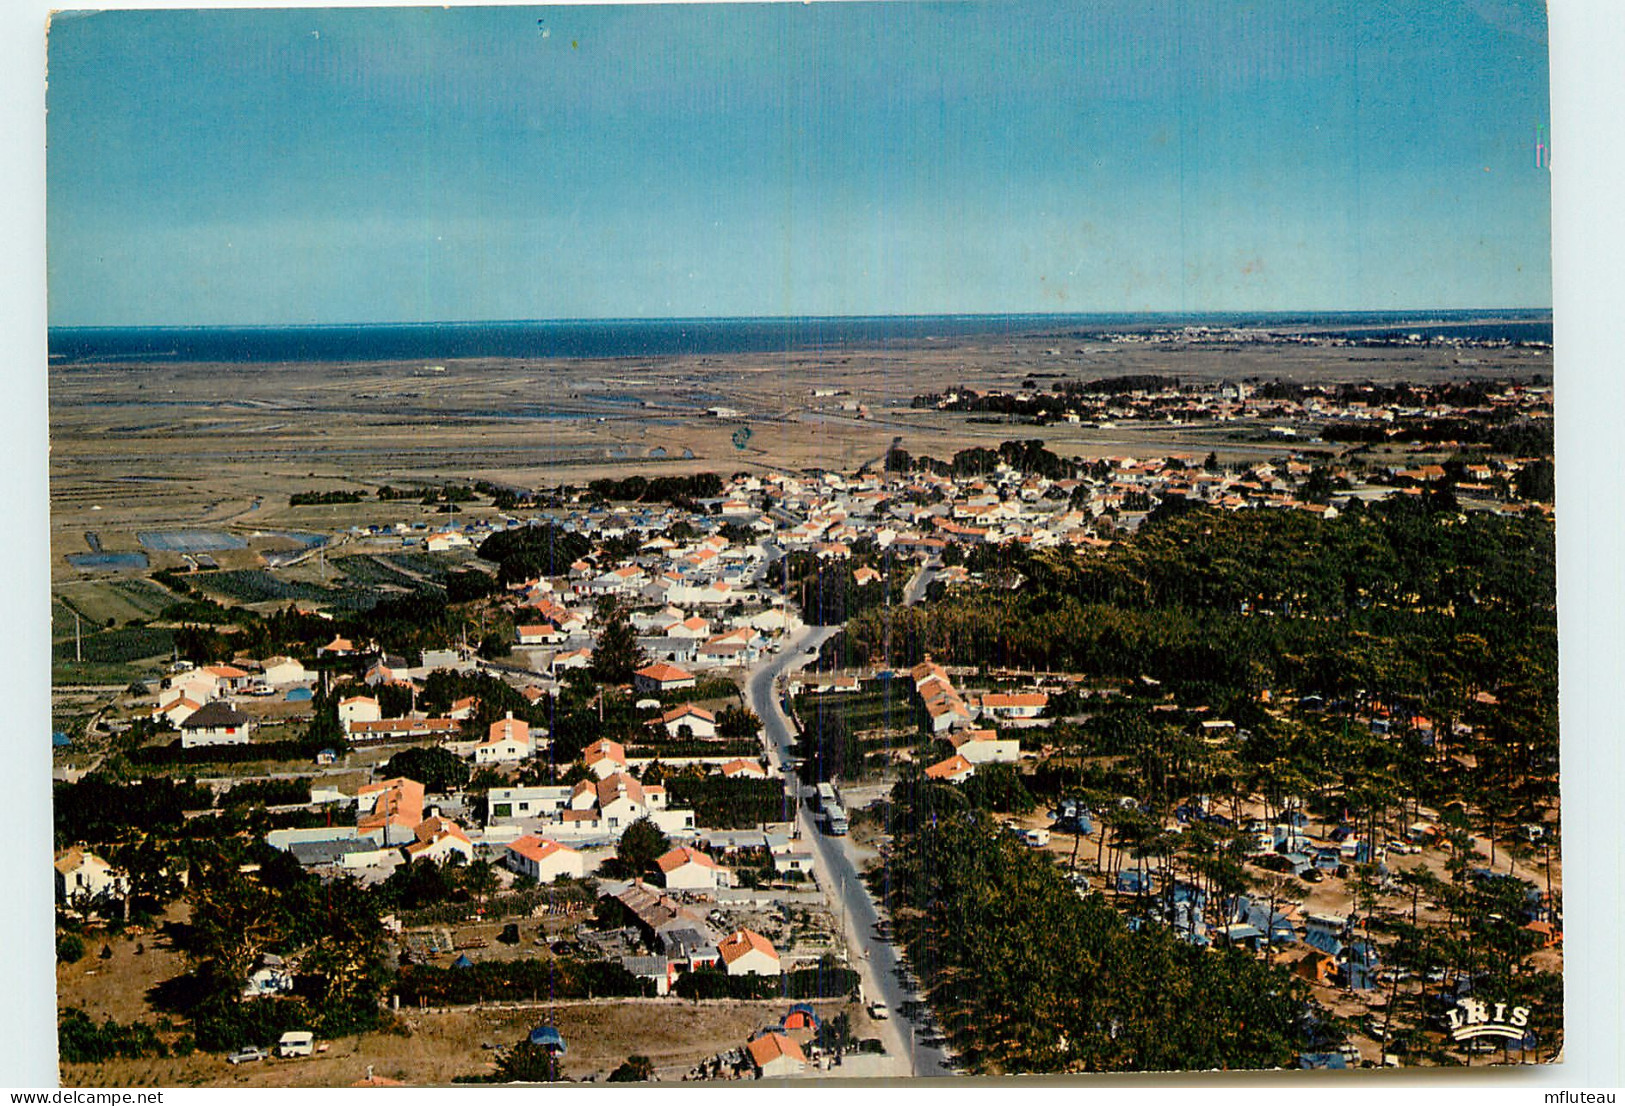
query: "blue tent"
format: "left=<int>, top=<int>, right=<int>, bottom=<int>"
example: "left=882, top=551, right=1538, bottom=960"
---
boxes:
left=528, top=1026, right=566, bottom=1054
left=52, top=731, right=71, bottom=747
left=1116, top=869, right=1155, bottom=894
left=451, top=954, right=474, bottom=969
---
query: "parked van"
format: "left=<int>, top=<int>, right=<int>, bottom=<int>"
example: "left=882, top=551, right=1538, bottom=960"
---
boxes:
left=277, top=1031, right=315, bottom=1058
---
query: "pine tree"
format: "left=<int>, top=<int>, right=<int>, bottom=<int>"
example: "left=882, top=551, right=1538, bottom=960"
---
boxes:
left=591, top=598, right=646, bottom=685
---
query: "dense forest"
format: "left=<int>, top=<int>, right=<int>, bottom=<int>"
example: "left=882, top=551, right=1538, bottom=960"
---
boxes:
left=838, top=497, right=1555, bottom=722
left=874, top=785, right=1311, bottom=1073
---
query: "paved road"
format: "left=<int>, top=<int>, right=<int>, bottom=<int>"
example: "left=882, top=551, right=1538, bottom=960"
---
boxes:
left=902, top=556, right=940, bottom=606
left=744, top=625, right=953, bottom=1078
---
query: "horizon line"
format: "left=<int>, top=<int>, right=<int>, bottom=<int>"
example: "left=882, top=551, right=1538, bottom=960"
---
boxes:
left=48, top=307, right=1556, bottom=332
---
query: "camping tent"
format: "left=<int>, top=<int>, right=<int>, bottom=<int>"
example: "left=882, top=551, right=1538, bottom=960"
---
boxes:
left=451, top=954, right=474, bottom=969
left=781, top=1003, right=821, bottom=1031
left=528, top=1026, right=566, bottom=1054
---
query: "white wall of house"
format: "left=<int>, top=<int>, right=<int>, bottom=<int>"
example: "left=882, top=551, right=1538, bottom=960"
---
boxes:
left=180, top=723, right=252, bottom=749
left=664, top=861, right=719, bottom=891
left=504, top=844, right=585, bottom=883
left=649, top=809, right=698, bottom=835
left=474, top=737, right=530, bottom=765
left=487, top=786, right=573, bottom=824
left=338, top=698, right=381, bottom=726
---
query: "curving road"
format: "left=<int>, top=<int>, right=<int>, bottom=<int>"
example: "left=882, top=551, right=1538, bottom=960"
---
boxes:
left=745, top=622, right=953, bottom=1078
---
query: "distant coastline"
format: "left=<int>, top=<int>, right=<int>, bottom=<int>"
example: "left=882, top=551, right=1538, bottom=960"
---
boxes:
left=48, top=310, right=1554, bottom=365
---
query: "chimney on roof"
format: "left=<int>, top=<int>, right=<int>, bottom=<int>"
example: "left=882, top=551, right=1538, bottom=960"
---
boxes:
left=506, top=710, right=513, bottom=720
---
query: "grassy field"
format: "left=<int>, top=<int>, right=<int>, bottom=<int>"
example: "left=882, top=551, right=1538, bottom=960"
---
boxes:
left=52, top=625, right=174, bottom=666
left=187, top=569, right=387, bottom=612
left=382, top=551, right=464, bottom=583
left=51, top=598, right=84, bottom=643
left=54, top=577, right=176, bottom=629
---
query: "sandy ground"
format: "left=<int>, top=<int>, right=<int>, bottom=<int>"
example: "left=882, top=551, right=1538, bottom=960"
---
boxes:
left=61, top=997, right=877, bottom=1088
left=58, top=900, right=889, bottom=1087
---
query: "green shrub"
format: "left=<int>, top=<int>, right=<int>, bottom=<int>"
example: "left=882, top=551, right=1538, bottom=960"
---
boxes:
left=56, top=932, right=85, bottom=964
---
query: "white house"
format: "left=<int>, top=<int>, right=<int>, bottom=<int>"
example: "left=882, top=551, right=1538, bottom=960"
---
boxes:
left=975, top=692, right=1049, bottom=720
left=923, top=694, right=972, bottom=734
left=925, top=753, right=976, bottom=784
left=747, top=1033, right=806, bottom=1078
left=504, top=836, right=585, bottom=883
left=668, top=616, right=711, bottom=640
left=402, top=817, right=475, bottom=866
left=550, top=648, right=594, bottom=674
left=720, top=758, right=768, bottom=780
left=179, top=702, right=254, bottom=748
left=598, top=774, right=663, bottom=831
left=474, top=713, right=533, bottom=766
left=486, top=785, right=574, bottom=824
left=338, top=696, right=382, bottom=730
left=746, top=607, right=795, bottom=634
left=657, top=845, right=723, bottom=891
left=582, top=738, right=628, bottom=779
left=202, top=664, right=254, bottom=692
left=317, top=635, right=358, bottom=657
left=657, top=703, right=717, bottom=740
left=515, top=623, right=565, bottom=646
left=258, top=656, right=310, bottom=686
left=948, top=728, right=1021, bottom=764
left=53, top=849, right=129, bottom=904
left=634, top=663, right=697, bottom=695
left=165, top=669, right=221, bottom=705
left=768, top=835, right=815, bottom=875
left=152, top=695, right=203, bottom=728
left=717, top=928, right=780, bottom=976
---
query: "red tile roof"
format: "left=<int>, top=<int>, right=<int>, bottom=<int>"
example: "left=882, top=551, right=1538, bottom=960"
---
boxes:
left=656, top=845, right=716, bottom=873
left=747, top=1033, right=805, bottom=1069
left=717, top=928, right=778, bottom=965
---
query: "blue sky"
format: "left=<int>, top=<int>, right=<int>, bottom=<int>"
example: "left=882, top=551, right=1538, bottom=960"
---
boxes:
left=46, top=0, right=1552, bottom=326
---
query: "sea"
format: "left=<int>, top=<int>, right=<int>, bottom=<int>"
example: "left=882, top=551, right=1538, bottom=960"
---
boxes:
left=47, top=311, right=1553, bottom=365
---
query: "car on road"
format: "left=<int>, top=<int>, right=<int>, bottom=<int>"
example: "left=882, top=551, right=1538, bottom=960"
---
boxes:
left=226, top=1047, right=266, bottom=1065
left=806, top=646, right=819, bottom=654
left=867, top=1002, right=889, bottom=1020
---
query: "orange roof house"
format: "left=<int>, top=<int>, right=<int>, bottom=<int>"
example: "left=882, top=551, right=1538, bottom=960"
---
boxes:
left=656, top=845, right=717, bottom=874
left=717, top=929, right=780, bottom=976
left=357, top=777, right=425, bottom=840
left=747, top=1032, right=807, bottom=1076
left=635, top=662, right=697, bottom=692
left=925, top=753, right=976, bottom=783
